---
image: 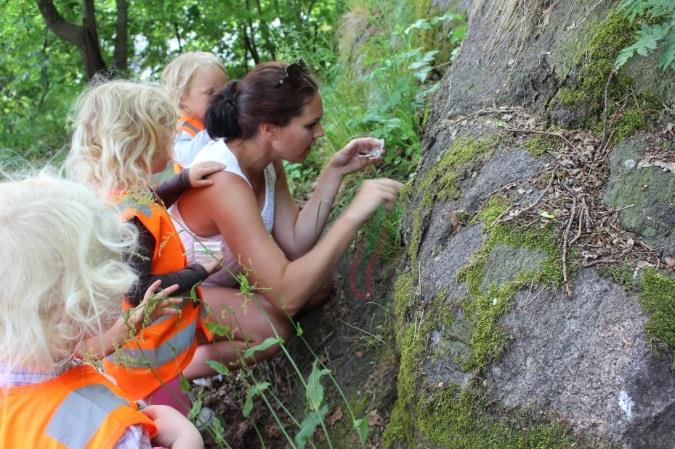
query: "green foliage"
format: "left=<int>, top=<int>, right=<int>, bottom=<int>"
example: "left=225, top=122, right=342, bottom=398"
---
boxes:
left=1, top=0, right=343, bottom=166
left=242, top=336, right=284, bottom=359
left=615, top=0, right=675, bottom=70
left=243, top=381, right=271, bottom=417
left=282, top=4, right=466, bottom=200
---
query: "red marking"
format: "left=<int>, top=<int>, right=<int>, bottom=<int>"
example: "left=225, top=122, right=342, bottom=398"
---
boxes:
left=349, top=229, right=386, bottom=300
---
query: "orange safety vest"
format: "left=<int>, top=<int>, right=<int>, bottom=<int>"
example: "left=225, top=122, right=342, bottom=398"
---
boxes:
left=176, top=115, right=204, bottom=137
left=0, top=364, right=156, bottom=449
left=102, top=196, right=208, bottom=400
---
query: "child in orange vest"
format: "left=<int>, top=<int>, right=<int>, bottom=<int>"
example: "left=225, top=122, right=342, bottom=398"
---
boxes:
left=161, top=51, right=228, bottom=167
left=66, top=80, right=287, bottom=414
left=0, top=173, right=203, bottom=449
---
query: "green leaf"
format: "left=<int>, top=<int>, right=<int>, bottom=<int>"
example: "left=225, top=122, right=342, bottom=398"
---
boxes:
left=404, top=19, right=431, bottom=35
left=205, top=360, right=231, bottom=376
left=243, top=382, right=270, bottom=418
left=179, top=377, right=191, bottom=393
left=306, top=360, right=331, bottom=411
left=243, top=336, right=284, bottom=359
left=539, top=211, right=556, bottom=219
left=188, top=398, right=202, bottom=421
left=294, top=405, right=329, bottom=448
left=353, top=417, right=369, bottom=446
left=205, top=321, right=232, bottom=338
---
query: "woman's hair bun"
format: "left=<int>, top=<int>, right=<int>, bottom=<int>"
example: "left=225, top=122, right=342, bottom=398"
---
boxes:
left=206, top=80, right=241, bottom=140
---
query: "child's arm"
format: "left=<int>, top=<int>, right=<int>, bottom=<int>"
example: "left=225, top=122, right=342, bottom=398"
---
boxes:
left=155, top=162, right=224, bottom=207
left=81, top=281, right=183, bottom=357
left=141, top=405, right=204, bottom=449
left=126, top=218, right=220, bottom=306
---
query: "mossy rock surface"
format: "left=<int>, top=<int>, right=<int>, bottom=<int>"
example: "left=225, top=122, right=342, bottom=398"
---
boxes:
left=603, top=134, right=675, bottom=257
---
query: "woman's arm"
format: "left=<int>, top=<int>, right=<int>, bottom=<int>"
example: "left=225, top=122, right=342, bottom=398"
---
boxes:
left=273, top=138, right=384, bottom=259
left=273, top=162, right=343, bottom=259
left=182, top=171, right=401, bottom=316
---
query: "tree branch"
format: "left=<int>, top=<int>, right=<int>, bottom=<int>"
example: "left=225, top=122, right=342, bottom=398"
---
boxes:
left=35, top=0, right=82, bottom=44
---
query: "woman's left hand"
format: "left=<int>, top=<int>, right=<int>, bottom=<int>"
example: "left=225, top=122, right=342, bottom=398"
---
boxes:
left=328, top=137, right=384, bottom=176
left=188, top=162, right=225, bottom=188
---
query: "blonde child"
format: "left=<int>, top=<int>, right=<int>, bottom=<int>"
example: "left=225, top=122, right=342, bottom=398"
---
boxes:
left=0, top=173, right=203, bottom=449
left=161, top=51, right=228, bottom=167
left=66, top=80, right=289, bottom=411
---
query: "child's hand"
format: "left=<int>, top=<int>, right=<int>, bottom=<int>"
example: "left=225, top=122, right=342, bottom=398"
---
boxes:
left=328, top=137, right=384, bottom=176
left=128, top=280, right=183, bottom=330
left=141, top=405, right=204, bottom=449
left=188, top=162, right=225, bottom=188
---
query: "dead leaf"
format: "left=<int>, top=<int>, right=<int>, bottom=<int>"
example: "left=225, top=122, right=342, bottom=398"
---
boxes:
left=327, top=406, right=344, bottom=425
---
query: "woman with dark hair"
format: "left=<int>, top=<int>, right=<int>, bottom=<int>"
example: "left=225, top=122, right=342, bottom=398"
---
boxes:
left=171, top=62, right=401, bottom=372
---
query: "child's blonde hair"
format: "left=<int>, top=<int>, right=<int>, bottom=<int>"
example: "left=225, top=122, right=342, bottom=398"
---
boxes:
left=0, top=172, right=137, bottom=372
left=160, top=51, right=228, bottom=113
left=66, top=80, right=176, bottom=196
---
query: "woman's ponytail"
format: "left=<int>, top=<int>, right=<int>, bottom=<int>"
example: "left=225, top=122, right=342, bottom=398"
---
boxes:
left=206, top=81, right=241, bottom=140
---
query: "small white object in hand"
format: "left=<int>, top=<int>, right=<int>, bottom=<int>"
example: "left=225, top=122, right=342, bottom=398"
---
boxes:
left=360, top=138, right=385, bottom=159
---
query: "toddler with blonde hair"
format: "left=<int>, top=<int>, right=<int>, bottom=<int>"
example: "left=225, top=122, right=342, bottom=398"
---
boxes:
left=0, top=173, right=203, bottom=449
left=66, top=79, right=287, bottom=413
left=161, top=51, right=228, bottom=166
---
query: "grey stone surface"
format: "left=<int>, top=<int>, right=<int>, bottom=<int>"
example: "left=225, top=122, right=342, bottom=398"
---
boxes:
left=418, top=143, right=548, bottom=268
left=427, top=309, right=474, bottom=388
left=421, top=222, right=484, bottom=300
left=603, top=134, right=675, bottom=257
left=491, top=268, right=675, bottom=447
left=480, top=245, right=545, bottom=292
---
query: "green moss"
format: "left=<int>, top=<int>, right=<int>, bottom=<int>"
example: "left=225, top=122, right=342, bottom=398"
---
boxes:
left=639, top=269, right=675, bottom=350
left=459, top=196, right=567, bottom=372
left=392, top=271, right=416, bottom=334
left=416, top=385, right=575, bottom=449
left=472, top=194, right=510, bottom=226
left=408, top=136, right=496, bottom=265
left=599, top=263, right=635, bottom=288
left=382, top=317, right=433, bottom=449
left=553, top=12, right=637, bottom=112
left=523, top=136, right=554, bottom=157
left=612, top=108, right=647, bottom=143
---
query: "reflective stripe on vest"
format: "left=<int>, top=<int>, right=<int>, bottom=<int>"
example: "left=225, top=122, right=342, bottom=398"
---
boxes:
left=179, top=120, right=201, bottom=136
left=45, top=384, right=127, bottom=449
left=108, top=320, right=197, bottom=369
left=176, top=115, right=204, bottom=138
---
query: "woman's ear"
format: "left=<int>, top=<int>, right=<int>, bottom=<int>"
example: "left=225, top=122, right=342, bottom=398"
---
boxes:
left=260, top=122, right=279, bottom=140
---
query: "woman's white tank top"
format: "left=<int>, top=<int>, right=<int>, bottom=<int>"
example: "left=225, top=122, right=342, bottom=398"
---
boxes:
left=170, top=139, right=276, bottom=287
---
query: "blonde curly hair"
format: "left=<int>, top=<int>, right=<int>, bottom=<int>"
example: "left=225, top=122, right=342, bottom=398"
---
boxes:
left=66, top=79, right=176, bottom=197
left=0, top=172, right=137, bottom=372
left=160, top=51, right=227, bottom=113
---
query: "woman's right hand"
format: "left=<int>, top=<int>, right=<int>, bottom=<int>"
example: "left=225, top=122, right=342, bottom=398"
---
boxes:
left=344, top=178, right=402, bottom=224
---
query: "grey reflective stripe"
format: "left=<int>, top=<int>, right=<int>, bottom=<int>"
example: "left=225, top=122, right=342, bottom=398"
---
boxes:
left=45, top=384, right=127, bottom=449
left=109, top=321, right=196, bottom=368
left=181, top=120, right=200, bottom=134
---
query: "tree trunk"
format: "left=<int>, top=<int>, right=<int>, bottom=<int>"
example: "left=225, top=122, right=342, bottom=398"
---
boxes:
left=113, top=0, right=128, bottom=73
left=35, top=0, right=107, bottom=78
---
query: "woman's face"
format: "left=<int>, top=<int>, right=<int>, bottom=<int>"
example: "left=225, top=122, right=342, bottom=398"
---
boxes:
left=272, top=93, right=324, bottom=163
